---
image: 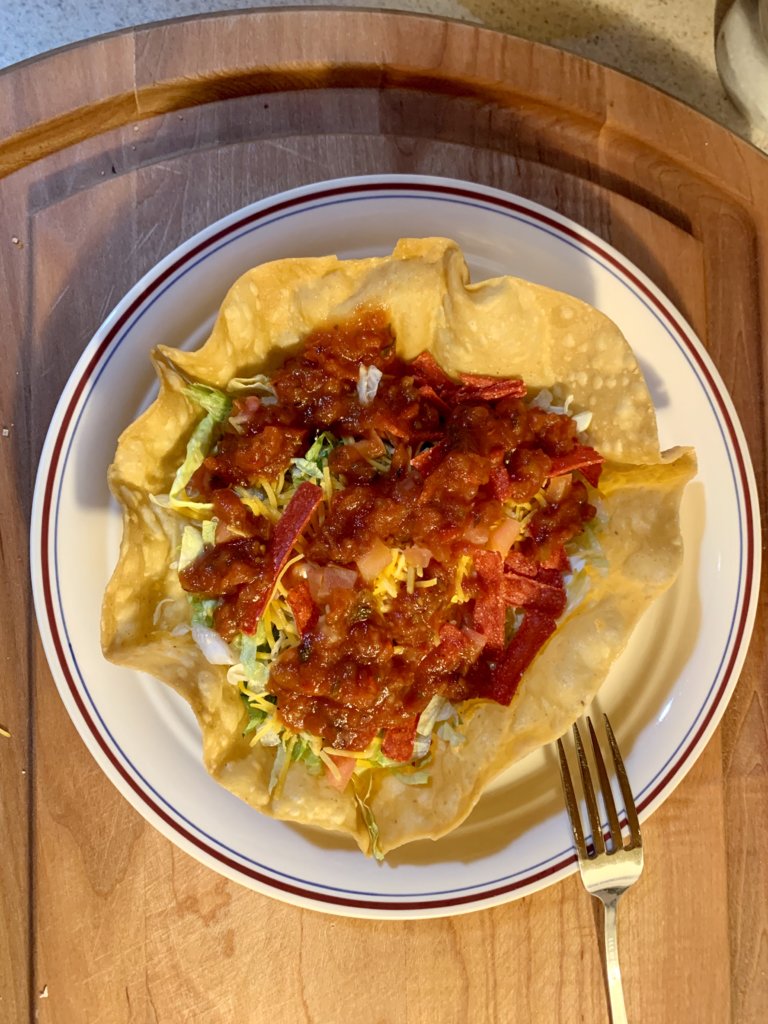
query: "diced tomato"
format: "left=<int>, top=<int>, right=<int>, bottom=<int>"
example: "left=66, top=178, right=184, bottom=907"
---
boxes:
left=326, top=754, right=357, bottom=791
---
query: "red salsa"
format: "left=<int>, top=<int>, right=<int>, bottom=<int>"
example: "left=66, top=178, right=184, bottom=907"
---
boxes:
left=179, top=309, right=602, bottom=756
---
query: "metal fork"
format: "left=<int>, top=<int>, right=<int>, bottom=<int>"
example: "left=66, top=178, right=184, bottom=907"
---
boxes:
left=556, top=715, right=644, bottom=1024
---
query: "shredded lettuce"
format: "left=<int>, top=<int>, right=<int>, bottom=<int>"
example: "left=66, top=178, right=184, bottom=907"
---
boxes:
left=352, top=777, right=384, bottom=861
left=410, top=696, right=458, bottom=760
left=227, top=373, right=278, bottom=403
left=241, top=693, right=270, bottom=735
left=201, top=518, right=217, bottom=546
left=364, top=747, right=407, bottom=771
left=154, top=387, right=232, bottom=517
left=291, top=736, right=324, bottom=776
left=416, top=696, right=450, bottom=736
left=562, top=514, right=609, bottom=612
left=291, top=430, right=340, bottom=484
left=393, top=768, right=431, bottom=786
left=240, top=690, right=277, bottom=730
left=178, top=525, right=204, bottom=571
left=268, top=742, right=289, bottom=796
left=566, top=516, right=608, bottom=574
left=188, top=596, right=217, bottom=628
left=184, top=383, right=232, bottom=421
left=232, top=632, right=272, bottom=690
left=436, top=720, right=465, bottom=747
left=505, top=607, right=524, bottom=645
left=161, top=415, right=217, bottom=516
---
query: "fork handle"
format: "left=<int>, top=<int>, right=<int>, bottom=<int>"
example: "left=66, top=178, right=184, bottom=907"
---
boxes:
left=601, top=894, right=628, bottom=1024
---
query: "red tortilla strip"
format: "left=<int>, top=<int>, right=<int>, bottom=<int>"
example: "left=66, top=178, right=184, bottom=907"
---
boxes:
left=411, top=440, right=449, bottom=477
left=472, top=550, right=506, bottom=651
left=535, top=565, right=565, bottom=588
left=473, top=593, right=506, bottom=651
left=411, top=351, right=457, bottom=391
left=287, top=580, right=317, bottom=636
left=372, top=407, right=411, bottom=441
left=504, top=550, right=539, bottom=578
left=456, top=375, right=526, bottom=401
left=421, top=623, right=473, bottom=675
left=549, top=445, right=604, bottom=487
left=540, top=544, right=570, bottom=572
left=417, top=383, right=451, bottom=412
left=501, top=573, right=567, bottom=618
left=489, top=465, right=513, bottom=501
left=481, top=610, right=557, bottom=705
left=473, top=549, right=504, bottom=584
left=238, top=482, right=323, bottom=633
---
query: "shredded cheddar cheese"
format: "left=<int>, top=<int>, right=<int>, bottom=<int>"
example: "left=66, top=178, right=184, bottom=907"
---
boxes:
left=451, top=555, right=473, bottom=604
left=371, top=547, right=431, bottom=612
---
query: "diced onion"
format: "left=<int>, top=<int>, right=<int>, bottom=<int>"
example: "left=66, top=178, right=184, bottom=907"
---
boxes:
left=488, top=517, right=522, bottom=556
left=306, top=563, right=358, bottom=602
left=403, top=545, right=433, bottom=569
left=460, top=626, right=487, bottom=654
left=356, top=538, right=393, bottom=582
left=573, top=410, right=593, bottom=433
left=464, top=523, right=489, bottom=545
left=546, top=473, right=572, bottom=504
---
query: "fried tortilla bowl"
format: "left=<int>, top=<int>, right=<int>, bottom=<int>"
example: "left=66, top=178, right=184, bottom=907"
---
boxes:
left=102, top=238, right=695, bottom=856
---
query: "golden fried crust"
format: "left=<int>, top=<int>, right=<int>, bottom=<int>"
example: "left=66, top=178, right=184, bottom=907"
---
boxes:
left=102, top=239, right=695, bottom=855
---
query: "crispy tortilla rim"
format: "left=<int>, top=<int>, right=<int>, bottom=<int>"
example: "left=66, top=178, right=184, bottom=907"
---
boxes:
left=102, top=239, right=695, bottom=856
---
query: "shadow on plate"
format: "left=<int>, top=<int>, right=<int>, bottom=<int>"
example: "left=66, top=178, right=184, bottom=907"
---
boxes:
left=283, top=742, right=564, bottom=868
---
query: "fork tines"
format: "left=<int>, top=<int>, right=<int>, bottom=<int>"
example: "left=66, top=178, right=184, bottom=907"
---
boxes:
left=557, top=715, right=642, bottom=858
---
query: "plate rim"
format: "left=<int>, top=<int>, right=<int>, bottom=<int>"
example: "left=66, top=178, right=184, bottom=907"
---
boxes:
left=30, top=173, right=762, bottom=918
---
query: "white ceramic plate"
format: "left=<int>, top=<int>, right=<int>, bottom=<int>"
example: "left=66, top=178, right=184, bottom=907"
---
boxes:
left=31, top=175, right=760, bottom=919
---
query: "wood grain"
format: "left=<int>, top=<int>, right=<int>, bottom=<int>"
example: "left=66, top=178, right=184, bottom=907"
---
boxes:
left=1, top=10, right=766, bottom=1023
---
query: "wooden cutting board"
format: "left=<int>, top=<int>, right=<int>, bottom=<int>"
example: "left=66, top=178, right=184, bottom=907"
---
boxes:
left=1, top=10, right=766, bottom=1023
